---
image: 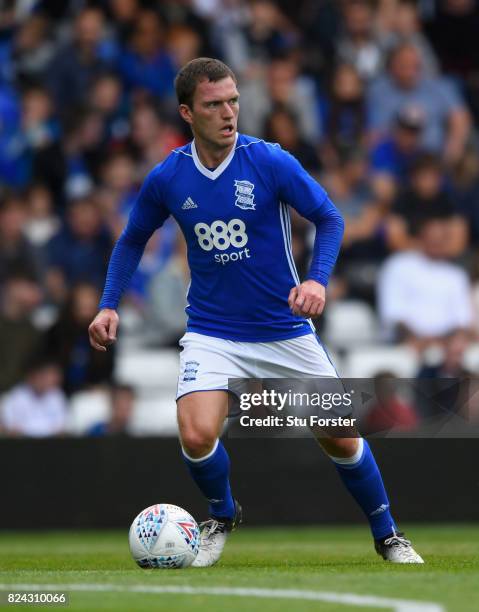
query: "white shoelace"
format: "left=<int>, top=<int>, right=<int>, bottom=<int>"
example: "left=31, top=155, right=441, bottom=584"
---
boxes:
left=383, top=534, right=419, bottom=560
left=198, top=519, right=225, bottom=545
left=383, top=534, right=411, bottom=547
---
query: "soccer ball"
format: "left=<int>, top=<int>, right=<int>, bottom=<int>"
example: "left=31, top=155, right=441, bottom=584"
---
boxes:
left=129, top=503, right=200, bottom=569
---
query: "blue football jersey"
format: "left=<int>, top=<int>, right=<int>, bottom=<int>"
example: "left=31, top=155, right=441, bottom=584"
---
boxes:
left=101, top=133, right=343, bottom=342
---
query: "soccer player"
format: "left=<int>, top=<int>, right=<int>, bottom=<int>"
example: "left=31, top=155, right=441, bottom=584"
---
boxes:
left=89, top=58, right=423, bottom=566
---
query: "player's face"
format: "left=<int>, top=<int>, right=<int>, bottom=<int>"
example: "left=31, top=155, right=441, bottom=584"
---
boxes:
left=183, top=77, right=239, bottom=149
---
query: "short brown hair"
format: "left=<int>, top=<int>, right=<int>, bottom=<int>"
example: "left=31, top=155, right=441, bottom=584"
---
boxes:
left=410, top=153, right=442, bottom=176
left=174, top=57, right=237, bottom=108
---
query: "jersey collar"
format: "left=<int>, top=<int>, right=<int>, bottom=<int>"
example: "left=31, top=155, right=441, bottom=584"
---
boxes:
left=191, top=132, right=238, bottom=180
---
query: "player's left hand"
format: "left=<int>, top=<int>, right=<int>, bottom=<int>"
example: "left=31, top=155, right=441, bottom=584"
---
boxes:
left=288, top=280, right=326, bottom=318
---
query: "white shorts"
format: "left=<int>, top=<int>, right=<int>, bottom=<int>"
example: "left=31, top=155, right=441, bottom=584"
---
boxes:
left=176, top=332, right=337, bottom=400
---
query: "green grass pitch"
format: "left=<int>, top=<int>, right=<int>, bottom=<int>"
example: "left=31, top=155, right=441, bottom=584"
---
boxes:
left=0, top=525, right=477, bottom=612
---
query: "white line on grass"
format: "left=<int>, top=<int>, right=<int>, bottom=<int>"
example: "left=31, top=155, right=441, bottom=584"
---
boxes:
left=0, top=583, right=444, bottom=612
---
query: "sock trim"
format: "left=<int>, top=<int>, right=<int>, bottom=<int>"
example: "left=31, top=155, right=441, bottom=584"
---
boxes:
left=181, top=438, right=219, bottom=463
left=329, top=437, right=364, bottom=466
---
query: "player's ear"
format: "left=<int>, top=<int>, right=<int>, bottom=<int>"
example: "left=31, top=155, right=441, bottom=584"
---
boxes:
left=179, top=104, right=193, bottom=125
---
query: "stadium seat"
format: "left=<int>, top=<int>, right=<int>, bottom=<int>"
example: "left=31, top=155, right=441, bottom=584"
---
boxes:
left=323, top=300, right=379, bottom=351
left=342, top=345, right=419, bottom=378
left=129, top=388, right=178, bottom=436
left=463, top=343, right=479, bottom=373
left=67, top=389, right=111, bottom=435
left=115, top=349, right=180, bottom=387
left=113, top=349, right=180, bottom=435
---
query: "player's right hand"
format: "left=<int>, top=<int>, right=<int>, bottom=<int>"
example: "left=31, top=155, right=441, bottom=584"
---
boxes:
left=88, top=308, right=119, bottom=352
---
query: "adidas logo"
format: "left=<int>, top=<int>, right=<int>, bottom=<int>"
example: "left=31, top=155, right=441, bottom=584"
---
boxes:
left=182, top=197, right=198, bottom=210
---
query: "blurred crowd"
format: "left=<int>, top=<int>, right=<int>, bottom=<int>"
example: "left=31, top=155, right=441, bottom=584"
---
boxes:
left=1, top=0, right=479, bottom=437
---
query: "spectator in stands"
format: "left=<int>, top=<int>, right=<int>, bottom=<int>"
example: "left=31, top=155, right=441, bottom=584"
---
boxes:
left=378, top=217, right=473, bottom=349
left=239, top=55, right=320, bottom=144
left=1, top=0, right=479, bottom=399
left=167, top=24, right=204, bottom=71
left=88, top=383, right=135, bottom=436
left=0, top=273, right=44, bottom=393
left=23, top=183, right=60, bottom=250
left=363, top=371, right=419, bottom=434
left=0, top=85, right=59, bottom=189
left=367, top=43, right=471, bottom=163
left=107, top=0, right=142, bottom=45
left=61, top=107, right=106, bottom=200
left=449, top=148, right=479, bottom=247
left=129, top=100, right=184, bottom=176
left=370, top=105, right=425, bottom=193
left=12, top=14, right=55, bottom=86
left=126, top=217, right=179, bottom=311
left=117, top=9, right=176, bottom=101
left=1, top=359, right=67, bottom=438
left=467, top=248, right=479, bottom=340
left=263, top=104, right=321, bottom=173
left=424, top=0, right=479, bottom=81
left=158, top=0, right=215, bottom=61
left=215, top=0, right=298, bottom=77
left=415, top=329, right=473, bottom=420
left=381, top=0, right=438, bottom=77
left=21, top=85, right=59, bottom=149
left=102, top=114, right=180, bottom=308
left=96, top=151, right=139, bottom=238
left=47, top=7, right=112, bottom=109
left=417, top=329, right=471, bottom=379
left=96, top=149, right=175, bottom=310
left=386, top=153, right=468, bottom=257
left=337, top=0, right=385, bottom=81
left=322, top=146, right=386, bottom=301
left=19, top=85, right=61, bottom=187
left=266, top=56, right=320, bottom=144
left=321, top=63, right=366, bottom=166
left=0, top=192, right=41, bottom=285
left=89, top=72, right=130, bottom=146
left=425, top=0, right=479, bottom=124
left=46, top=196, right=113, bottom=303
left=33, top=106, right=107, bottom=205
left=46, top=282, right=115, bottom=395
left=244, top=0, right=298, bottom=63
left=296, top=0, right=342, bottom=80
left=145, top=232, right=189, bottom=347
left=0, top=82, right=22, bottom=186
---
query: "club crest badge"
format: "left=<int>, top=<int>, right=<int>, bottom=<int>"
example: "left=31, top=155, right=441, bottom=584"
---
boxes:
left=234, top=180, right=255, bottom=210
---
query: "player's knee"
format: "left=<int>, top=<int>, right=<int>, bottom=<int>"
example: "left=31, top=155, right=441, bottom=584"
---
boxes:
left=321, top=437, right=361, bottom=459
left=180, top=428, right=217, bottom=459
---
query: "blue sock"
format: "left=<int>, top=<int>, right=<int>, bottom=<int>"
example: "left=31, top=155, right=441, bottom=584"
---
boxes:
left=182, top=439, right=235, bottom=520
left=329, top=439, right=397, bottom=540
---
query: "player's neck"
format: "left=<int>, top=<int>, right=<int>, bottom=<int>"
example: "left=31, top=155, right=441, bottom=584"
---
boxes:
left=193, top=137, right=235, bottom=170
